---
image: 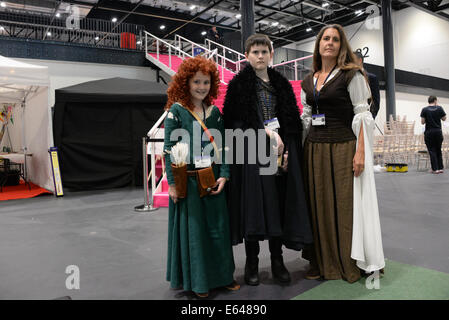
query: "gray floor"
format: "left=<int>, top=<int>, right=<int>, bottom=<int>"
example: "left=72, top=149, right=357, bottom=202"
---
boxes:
left=0, top=167, right=448, bottom=300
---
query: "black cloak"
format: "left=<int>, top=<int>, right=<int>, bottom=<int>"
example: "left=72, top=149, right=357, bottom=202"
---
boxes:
left=222, top=65, right=313, bottom=250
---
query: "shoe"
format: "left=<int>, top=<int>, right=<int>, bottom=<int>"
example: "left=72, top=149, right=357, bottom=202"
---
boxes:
left=437, top=170, right=444, bottom=173
left=244, top=258, right=260, bottom=286
left=194, top=292, right=209, bottom=298
left=305, top=267, right=321, bottom=280
left=224, top=280, right=240, bottom=291
left=431, top=170, right=439, bottom=174
left=271, top=256, right=291, bottom=283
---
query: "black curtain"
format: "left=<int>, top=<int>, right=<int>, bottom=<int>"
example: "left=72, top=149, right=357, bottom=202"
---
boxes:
left=55, top=101, right=164, bottom=190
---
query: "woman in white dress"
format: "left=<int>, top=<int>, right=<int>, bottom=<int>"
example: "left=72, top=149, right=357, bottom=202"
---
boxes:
left=300, top=24, right=385, bottom=283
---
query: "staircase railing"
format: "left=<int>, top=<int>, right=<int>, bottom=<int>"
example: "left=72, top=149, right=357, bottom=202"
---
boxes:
left=271, top=55, right=313, bottom=81
left=144, top=31, right=193, bottom=70
left=175, top=34, right=236, bottom=84
left=175, top=34, right=210, bottom=58
left=147, top=111, right=168, bottom=207
left=205, top=38, right=246, bottom=73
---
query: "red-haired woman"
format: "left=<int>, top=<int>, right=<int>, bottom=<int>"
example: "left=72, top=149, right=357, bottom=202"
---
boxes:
left=163, top=56, right=239, bottom=298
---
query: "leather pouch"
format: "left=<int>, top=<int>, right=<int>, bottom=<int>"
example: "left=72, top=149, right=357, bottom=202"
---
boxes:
left=171, top=163, right=187, bottom=198
left=196, top=166, right=216, bottom=198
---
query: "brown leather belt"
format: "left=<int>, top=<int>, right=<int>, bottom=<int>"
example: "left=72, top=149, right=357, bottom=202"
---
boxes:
left=186, top=163, right=215, bottom=176
left=187, top=170, right=198, bottom=176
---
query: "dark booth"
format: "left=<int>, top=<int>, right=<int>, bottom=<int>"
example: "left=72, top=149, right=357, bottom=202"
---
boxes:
left=53, top=77, right=167, bottom=190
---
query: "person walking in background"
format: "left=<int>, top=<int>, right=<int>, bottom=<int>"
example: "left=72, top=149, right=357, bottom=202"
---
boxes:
left=353, top=51, right=380, bottom=119
left=207, top=26, right=223, bottom=46
left=421, top=96, right=447, bottom=174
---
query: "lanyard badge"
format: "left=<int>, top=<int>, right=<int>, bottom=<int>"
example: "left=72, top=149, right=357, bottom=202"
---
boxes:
left=195, top=155, right=212, bottom=168
left=312, top=114, right=325, bottom=126
left=312, top=65, right=336, bottom=127
left=264, top=117, right=280, bottom=131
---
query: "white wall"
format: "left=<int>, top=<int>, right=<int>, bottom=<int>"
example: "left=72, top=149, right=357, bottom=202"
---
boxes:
left=375, top=91, right=449, bottom=135
left=14, top=58, right=158, bottom=107
left=286, top=7, right=449, bottom=79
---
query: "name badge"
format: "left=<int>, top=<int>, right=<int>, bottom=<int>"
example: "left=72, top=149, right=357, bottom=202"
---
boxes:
left=264, top=117, right=280, bottom=131
left=194, top=156, right=212, bottom=168
left=312, top=114, right=326, bottom=126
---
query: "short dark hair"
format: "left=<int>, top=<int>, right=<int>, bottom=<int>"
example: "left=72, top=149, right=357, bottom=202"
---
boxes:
left=428, top=96, right=437, bottom=104
left=353, top=51, right=364, bottom=62
left=245, top=34, right=273, bottom=54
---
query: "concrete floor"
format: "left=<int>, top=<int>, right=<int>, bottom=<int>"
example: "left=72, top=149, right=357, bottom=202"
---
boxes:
left=0, top=167, right=448, bottom=299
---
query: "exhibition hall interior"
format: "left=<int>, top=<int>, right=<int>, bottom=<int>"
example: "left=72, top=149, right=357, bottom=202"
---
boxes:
left=0, top=0, right=448, bottom=300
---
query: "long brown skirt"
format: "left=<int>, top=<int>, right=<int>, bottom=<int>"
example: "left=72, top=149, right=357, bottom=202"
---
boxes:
left=303, top=139, right=361, bottom=283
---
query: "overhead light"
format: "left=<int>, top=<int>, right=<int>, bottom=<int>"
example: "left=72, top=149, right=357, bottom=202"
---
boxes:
left=272, top=22, right=279, bottom=27
left=306, top=27, right=312, bottom=32
left=137, top=41, right=142, bottom=45
left=95, top=36, right=99, bottom=41
left=201, top=31, right=207, bottom=36
left=0, top=2, right=6, bottom=8
left=47, top=32, right=51, bottom=37
left=235, top=14, right=241, bottom=19
left=322, top=2, right=329, bottom=7
left=160, top=25, right=165, bottom=30
left=0, top=26, right=4, bottom=31
left=55, top=13, right=61, bottom=18
left=355, top=10, right=363, bottom=16
left=190, top=5, right=196, bottom=10
left=112, top=17, right=117, bottom=23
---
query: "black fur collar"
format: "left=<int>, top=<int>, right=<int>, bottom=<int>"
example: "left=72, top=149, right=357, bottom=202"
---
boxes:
left=223, top=64, right=302, bottom=136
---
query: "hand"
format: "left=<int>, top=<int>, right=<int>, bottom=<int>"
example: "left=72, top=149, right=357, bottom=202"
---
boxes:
left=265, top=128, right=284, bottom=155
left=281, top=151, right=288, bottom=172
left=168, top=185, right=179, bottom=203
left=353, top=122, right=366, bottom=178
left=353, top=148, right=365, bottom=177
left=210, top=177, right=226, bottom=195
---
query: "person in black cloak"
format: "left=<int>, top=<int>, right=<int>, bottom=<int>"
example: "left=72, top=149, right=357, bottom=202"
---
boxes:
left=222, top=34, right=313, bottom=285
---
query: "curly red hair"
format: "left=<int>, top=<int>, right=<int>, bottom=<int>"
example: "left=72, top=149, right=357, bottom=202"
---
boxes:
left=165, top=55, right=220, bottom=110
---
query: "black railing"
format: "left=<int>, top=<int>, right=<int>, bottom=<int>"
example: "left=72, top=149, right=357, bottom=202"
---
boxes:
left=0, top=10, right=145, bottom=50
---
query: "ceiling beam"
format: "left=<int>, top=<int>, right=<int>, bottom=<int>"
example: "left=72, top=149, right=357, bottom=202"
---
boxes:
left=81, top=2, right=240, bottom=32
left=406, top=0, right=449, bottom=23
left=436, top=3, right=449, bottom=12
left=42, top=0, right=62, bottom=40
left=162, top=0, right=225, bottom=38
left=254, top=1, right=327, bottom=25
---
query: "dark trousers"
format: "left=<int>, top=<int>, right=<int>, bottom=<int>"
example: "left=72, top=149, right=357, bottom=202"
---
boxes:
left=425, top=129, right=444, bottom=171
left=244, top=238, right=283, bottom=261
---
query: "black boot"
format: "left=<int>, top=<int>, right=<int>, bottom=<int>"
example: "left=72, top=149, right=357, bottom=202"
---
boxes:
left=244, top=257, right=260, bottom=286
left=271, top=255, right=291, bottom=283
left=244, top=240, right=260, bottom=286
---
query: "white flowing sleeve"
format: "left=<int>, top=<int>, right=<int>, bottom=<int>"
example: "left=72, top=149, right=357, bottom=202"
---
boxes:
left=300, top=88, right=312, bottom=145
left=349, top=71, right=385, bottom=272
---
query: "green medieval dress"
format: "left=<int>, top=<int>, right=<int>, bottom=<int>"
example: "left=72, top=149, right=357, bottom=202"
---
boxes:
left=164, top=102, right=235, bottom=294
